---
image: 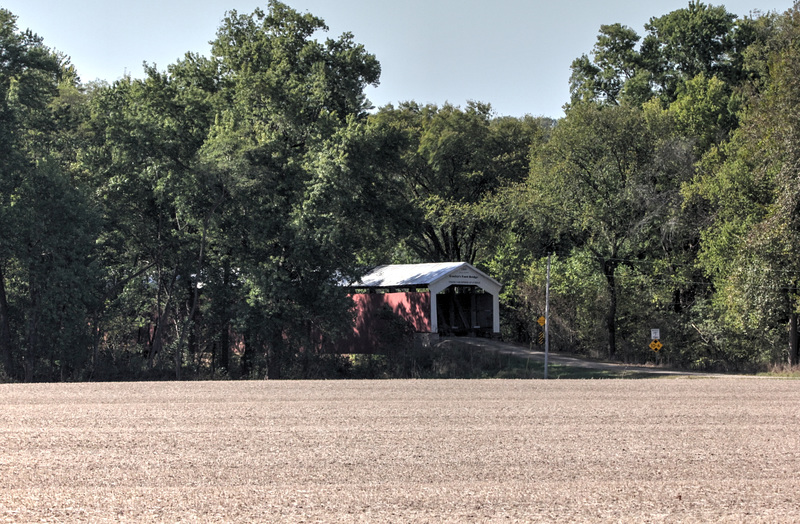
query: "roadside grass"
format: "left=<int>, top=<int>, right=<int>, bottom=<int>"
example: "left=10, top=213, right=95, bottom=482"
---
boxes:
left=757, top=363, right=800, bottom=378
left=345, top=342, right=662, bottom=379
left=490, top=355, right=660, bottom=379
left=540, top=358, right=706, bottom=379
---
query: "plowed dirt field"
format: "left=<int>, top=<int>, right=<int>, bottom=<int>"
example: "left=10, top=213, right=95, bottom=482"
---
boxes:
left=1, top=378, right=799, bottom=522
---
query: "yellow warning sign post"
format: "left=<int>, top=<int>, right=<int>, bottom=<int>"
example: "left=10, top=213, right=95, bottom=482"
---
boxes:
left=649, top=328, right=663, bottom=352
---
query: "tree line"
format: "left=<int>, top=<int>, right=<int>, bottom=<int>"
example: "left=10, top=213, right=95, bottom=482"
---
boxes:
left=0, top=1, right=798, bottom=381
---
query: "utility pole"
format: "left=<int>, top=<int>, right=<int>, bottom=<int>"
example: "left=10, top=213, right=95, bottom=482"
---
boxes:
left=544, top=253, right=551, bottom=379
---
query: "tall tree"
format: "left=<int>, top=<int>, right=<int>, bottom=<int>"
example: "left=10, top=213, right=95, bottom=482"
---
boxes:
left=83, top=61, right=219, bottom=378
left=369, top=102, right=544, bottom=265
left=570, top=23, right=650, bottom=106
left=570, top=2, right=758, bottom=108
left=0, top=9, right=100, bottom=380
left=643, top=1, right=738, bottom=96
left=527, top=102, right=694, bottom=357
left=201, top=1, right=382, bottom=378
left=693, top=4, right=800, bottom=365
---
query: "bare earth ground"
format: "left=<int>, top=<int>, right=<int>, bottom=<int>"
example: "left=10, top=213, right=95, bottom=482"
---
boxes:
left=1, top=379, right=800, bottom=523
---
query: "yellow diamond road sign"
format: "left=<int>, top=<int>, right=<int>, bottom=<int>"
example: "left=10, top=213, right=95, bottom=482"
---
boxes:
left=537, top=316, right=546, bottom=327
left=649, top=340, right=663, bottom=351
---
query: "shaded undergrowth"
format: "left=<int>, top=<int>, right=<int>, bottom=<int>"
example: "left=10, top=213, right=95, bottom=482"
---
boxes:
left=320, top=340, right=659, bottom=380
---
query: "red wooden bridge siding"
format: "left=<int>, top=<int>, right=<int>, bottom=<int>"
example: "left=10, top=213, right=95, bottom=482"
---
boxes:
left=336, top=292, right=431, bottom=354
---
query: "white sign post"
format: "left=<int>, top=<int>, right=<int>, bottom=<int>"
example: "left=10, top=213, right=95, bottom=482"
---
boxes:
left=649, top=328, right=663, bottom=352
left=544, top=254, right=551, bottom=379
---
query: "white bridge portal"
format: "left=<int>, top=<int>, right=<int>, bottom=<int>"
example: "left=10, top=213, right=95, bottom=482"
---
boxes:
left=351, top=262, right=501, bottom=336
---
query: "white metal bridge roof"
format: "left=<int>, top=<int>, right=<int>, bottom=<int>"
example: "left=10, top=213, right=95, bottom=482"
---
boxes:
left=353, top=262, right=500, bottom=291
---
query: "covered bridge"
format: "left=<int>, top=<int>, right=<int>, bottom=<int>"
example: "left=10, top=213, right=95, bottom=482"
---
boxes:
left=338, top=262, right=501, bottom=353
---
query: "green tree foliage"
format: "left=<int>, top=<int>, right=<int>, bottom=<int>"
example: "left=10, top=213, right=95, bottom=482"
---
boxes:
left=0, top=9, right=100, bottom=380
left=570, top=23, right=648, bottom=106
left=0, top=1, right=396, bottom=381
left=570, top=2, right=757, bottom=109
left=692, top=4, right=800, bottom=366
left=74, top=1, right=388, bottom=380
left=661, top=73, right=736, bottom=153
left=201, top=2, right=382, bottom=379
left=369, top=101, right=546, bottom=264
left=80, top=54, right=225, bottom=379
left=3, top=1, right=800, bottom=380
left=524, top=102, right=695, bottom=358
left=643, top=2, right=739, bottom=94
left=542, top=2, right=796, bottom=369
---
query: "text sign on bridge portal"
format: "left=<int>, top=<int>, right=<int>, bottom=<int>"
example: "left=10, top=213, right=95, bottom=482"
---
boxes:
left=446, top=271, right=480, bottom=286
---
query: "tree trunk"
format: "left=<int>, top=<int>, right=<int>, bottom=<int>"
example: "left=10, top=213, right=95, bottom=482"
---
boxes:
left=149, top=308, right=168, bottom=368
left=267, top=348, right=282, bottom=380
left=175, top=212, right=215, bottom=380
left=25, top=284, right=39, bottom=383
left=148, top=269, right=177, bottom=368
left=786, top=283, right=798, bottom=366
left=90, top=316, right=102, bottom=379
left=603, top=259, right=618, bottom=358
left=0, top=265, right=13, bottom=376
left=241, top=326, right=255, bottom=378
left=174, top=324, right=182, bottom=381
left=267, top=328, right=284, bottom=380
left=215, top=261, right=231, bottom=374
left=219, top=324, right=230, bottom=373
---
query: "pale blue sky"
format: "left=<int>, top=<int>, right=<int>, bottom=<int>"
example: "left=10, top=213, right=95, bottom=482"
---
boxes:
left=2, top=0, right=793, bottom=118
